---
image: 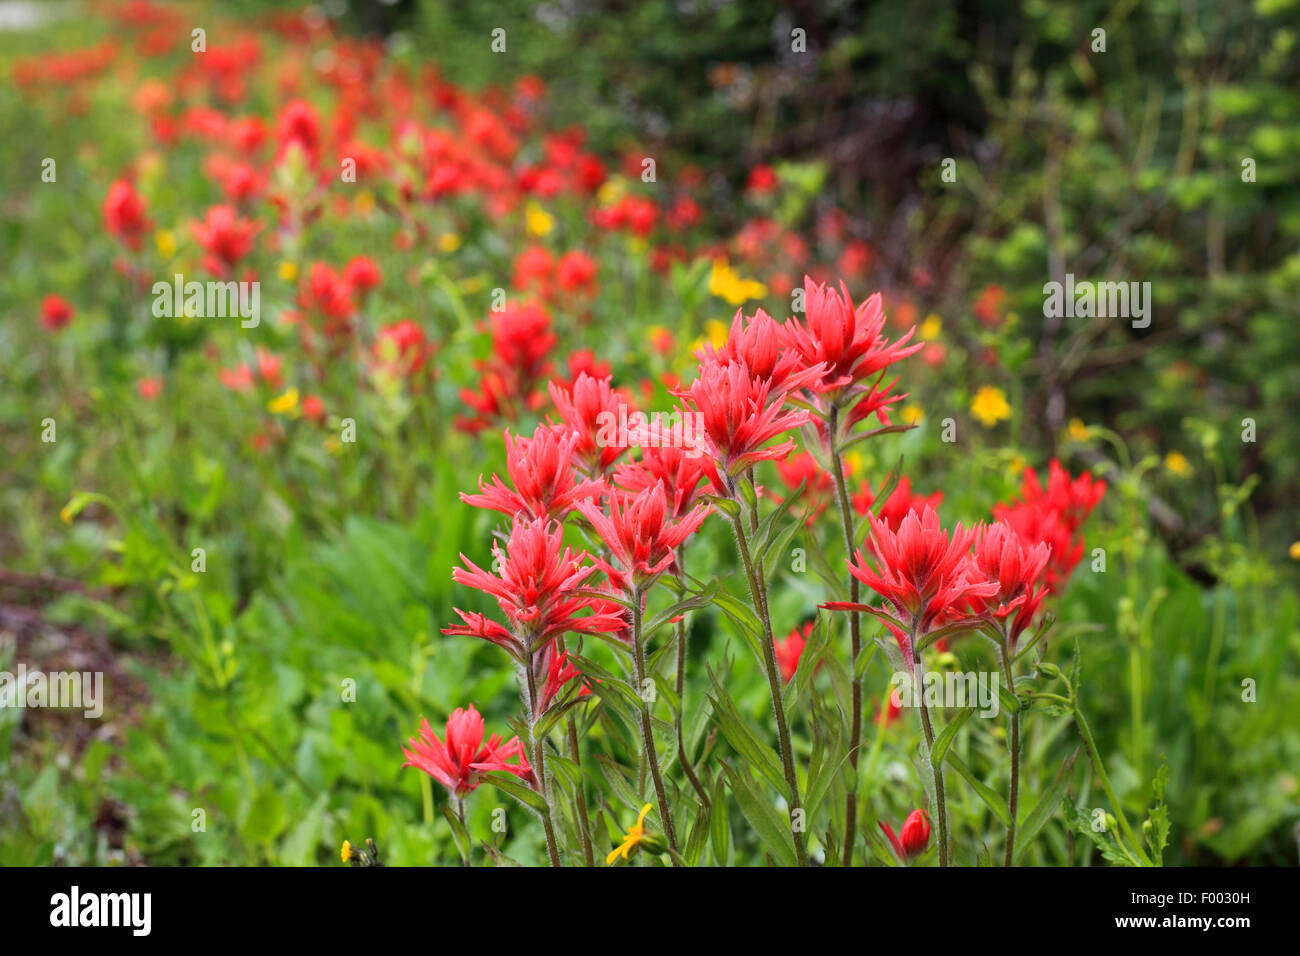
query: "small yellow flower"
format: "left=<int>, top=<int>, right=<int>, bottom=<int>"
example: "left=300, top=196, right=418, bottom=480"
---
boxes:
left=705, top=319, right=729, bottom=348
left=437, top=232, right=462, bottom=253
left=900, top=404, right=923, bottom=425
left=355, top=190, right=375, bottom=216
left=919, top=313, right=942, bottom=340
left=525, top=202, right=554, bottom=237
left=341, top=840, right=353, bottom=863
left=606, top=803, right=653, bottom=865
left=597, top=177, right=626, bottom=206
left=1008, top=454, right=1026, bottom=476
left=971, top=386, right=1011, bottom=428
left=278, top=261, right=298, bottom=282
left=625, top=236, right=648, bottom=256
left=708, top=259, right=766, bottom=306
left=1165, top=451, right=1192, bottom=478
left=154, top=228, right=177, bottom=260
left=844, top=450, right=864, bottom=475
left=1288, top=541, right=1300, bottom=561
left=268, top=388, right=300, bottom=416
left=459, top=275, right=485, bottom=294
left=1067, top=418, right=1090, bottom=442
left=59, top=505, right=73, bottom=524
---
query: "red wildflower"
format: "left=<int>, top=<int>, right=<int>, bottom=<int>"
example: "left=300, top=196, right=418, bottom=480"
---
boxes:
left=548, top=372, right=627, bottom=474
left=556, top=249, right=597, bottom=293
left=575, top=481, right=709, bottom=591
left=532, top=639, right=583, bottom=718
left=276, top=98, right=320, bottom=165
left=781, top=277, right=923, bottom=404
left=615, top=441, right=708, bottom=520
left=136, top=377, right=162, bottom=401
left=826, top=506, right=996, bottom=639
left=965, top=521, right=1052, bottom=648
left=373, top=319, right=432, bottom=380
left=678, top=353, right=811, bottom=493
left=443, top=514, right=623, bottom=660
left=343, top=256, right=382, bottom=297
left=191, top=204, right=259, bottom=275
left=103, top=179, right=149, bottom=250
left=461, top=425, right=605, bottom=521
left=41, top=294, right=74, bottom=332
left=993, top=460, right=1105, bottom=593
left=401, top=706, right=533, bottom=796
left=880, top=809, right=930, bottom=860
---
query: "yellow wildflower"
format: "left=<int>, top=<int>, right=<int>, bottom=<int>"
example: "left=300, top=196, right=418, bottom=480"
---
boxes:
left=438, top=232, right=462, bottom=253
left=278, top=261, right=298, bottom=282
left=606, top=803, right=653, bottom=865
left=705, top=319, right=729, bottom=348
left=1165, top=452, right=1192, bottom=478
left=154, top=228, right=177, bottom=260
left=525, top=202, right=554, bottom=237
left=341, top=840, right=353, bottom=863
left=597, top=177, right=626, bottom=206
left=919, top=313, right=942, bottom=340
left=900, top=404, right=923, bottom=425
left=355, top=190, right=375, bottom=216
left=268, top=388, right=300, bottom=416
left=708, top=260, right=766, bottom=306
left=971, top=386, right=1011, bottom=428
left=1067, top=418, right=1089, bottom=441
left=1288, top=541, right=1300, bottom=561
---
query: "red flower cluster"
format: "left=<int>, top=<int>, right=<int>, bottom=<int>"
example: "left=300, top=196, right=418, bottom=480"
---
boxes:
left=402, top=706, right=533, bottom=796
left=994, top=460, right=1105, bottom=593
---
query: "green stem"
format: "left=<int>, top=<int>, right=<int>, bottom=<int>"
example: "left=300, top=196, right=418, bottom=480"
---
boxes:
left=631, top=588, right=681, bottom=863
left=826, top=404, right=864, bottom=865
left=1074, top=700, right=1151, bottom=866
left=523, top=655, right=562, bottom=867
left=999, top=645, right=1020, bottom=866
left=672, top=571, right=711, bottom=809
left=455, top=796, right=471, bottom=867
left=557, top=636, right=595, bottom=867
left=728, top=508, right=809, bottom=867
left=912, top=637, right=950, bottom=866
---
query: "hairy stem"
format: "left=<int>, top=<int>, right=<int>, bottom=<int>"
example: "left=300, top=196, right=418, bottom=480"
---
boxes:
left=827, top=403, right=864, bottom=865
left=631, top=588, right=681, bottom=862
left=912, top=637, right=950, bottom=866
left=557, top=635, right=595, bottom=866
left=729, top=508, right=809, bottom=867
left=523, top=654, right=562, bottom=867
left=999, top=645, right=1020, bottom=866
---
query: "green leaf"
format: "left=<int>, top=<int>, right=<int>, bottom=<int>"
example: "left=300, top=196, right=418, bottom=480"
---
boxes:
left=441, top=805, right=472, bottom=861
left=1013, top=745, right=1080, bottom=863
left=931, top=706, right=973, bottom=768
left=946, top=752, right=1011, bottom=827
left=723, top=764, right=797, bottom=867
left=481, top=771, right=549, bottom=815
